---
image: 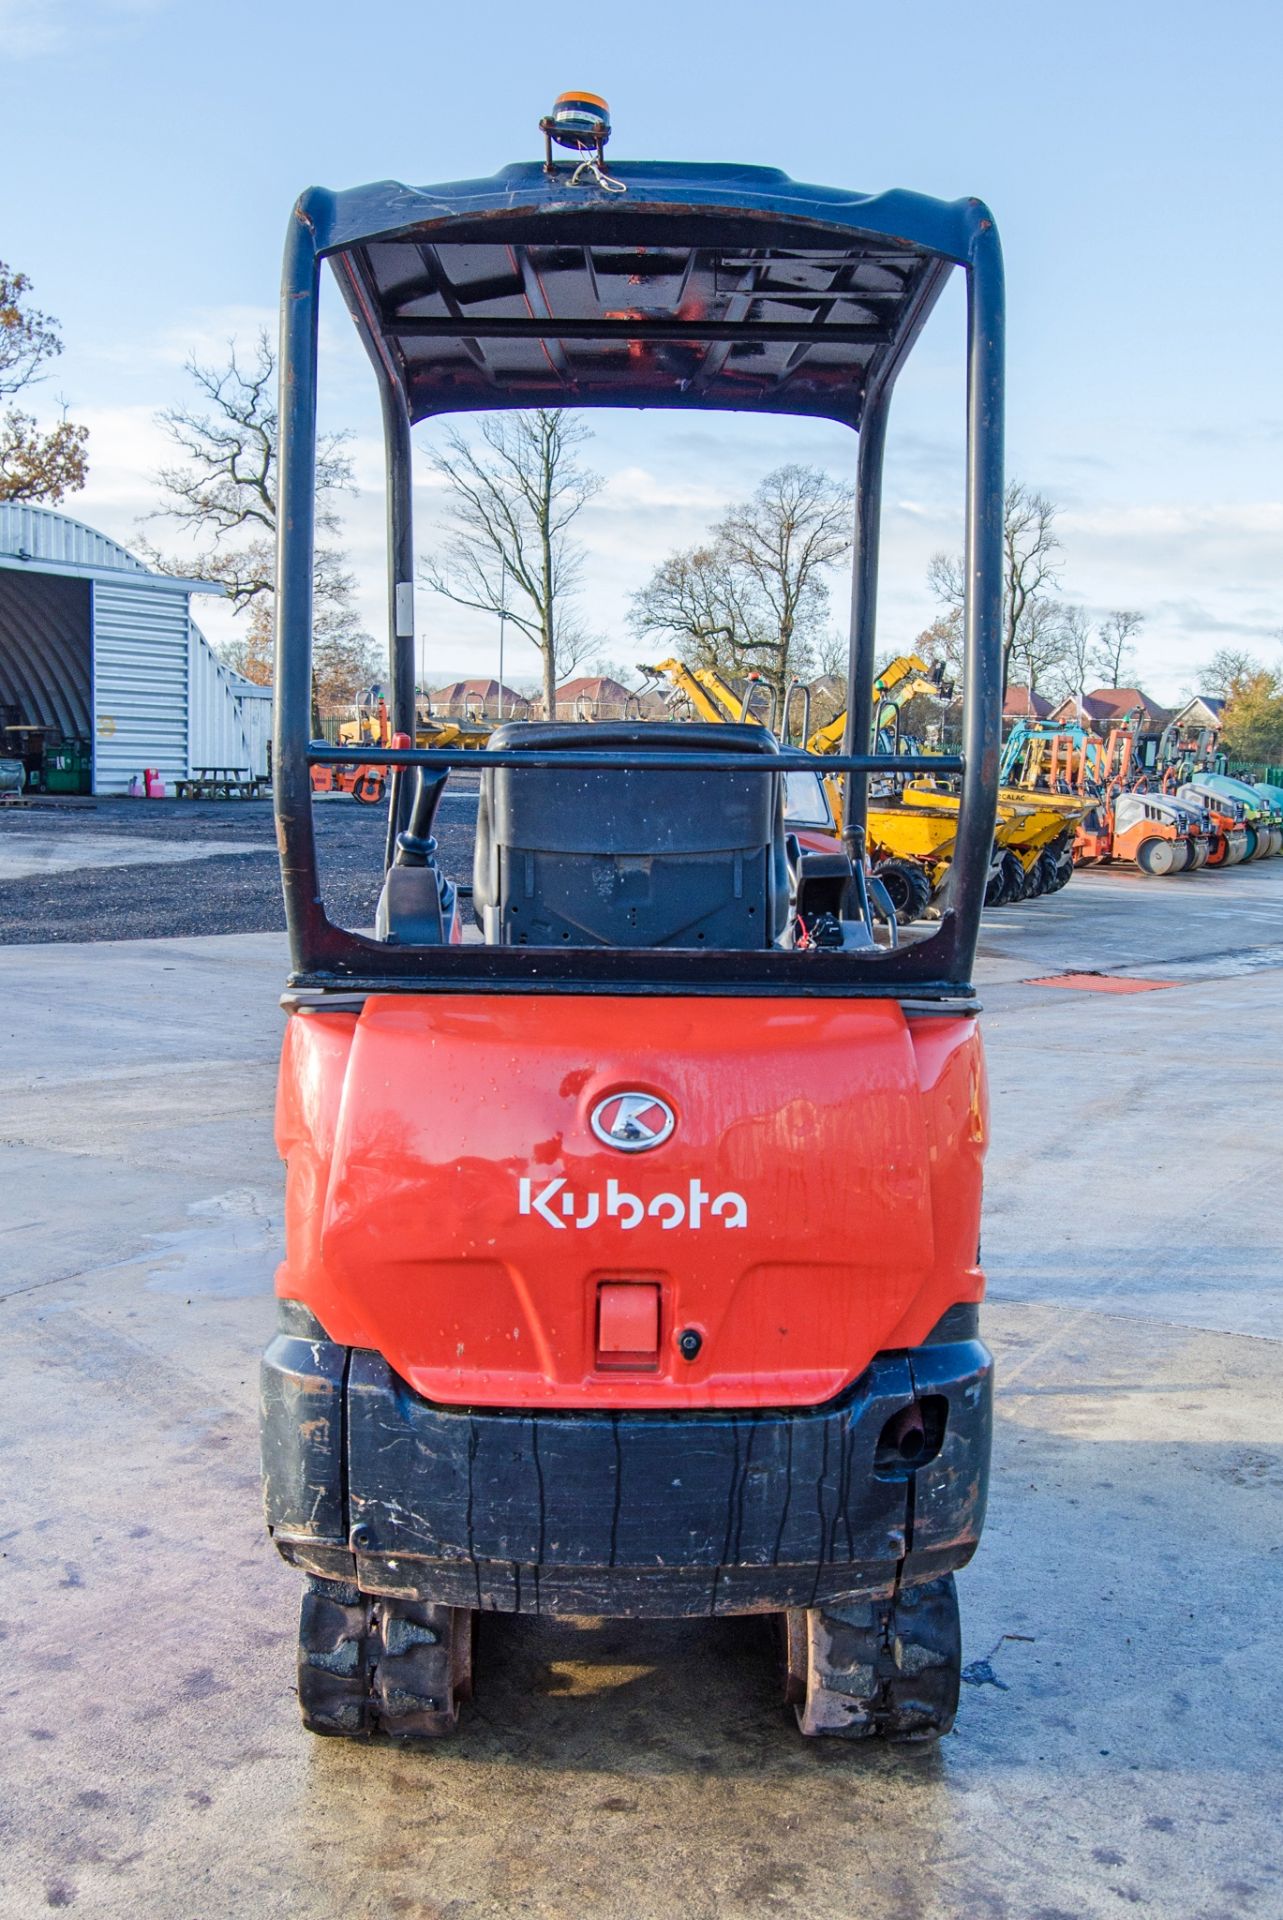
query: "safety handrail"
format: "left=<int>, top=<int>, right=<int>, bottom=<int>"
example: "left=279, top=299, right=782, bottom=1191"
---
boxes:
left=307, top=744, right=965, bottom=776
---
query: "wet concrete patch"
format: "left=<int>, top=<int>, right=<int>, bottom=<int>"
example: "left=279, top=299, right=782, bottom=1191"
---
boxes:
left=0, top=833, right=267, bottom=880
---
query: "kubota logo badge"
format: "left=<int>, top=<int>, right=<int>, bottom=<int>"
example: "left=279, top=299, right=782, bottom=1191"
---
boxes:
left=590, top=1091, right=675, bottom=1152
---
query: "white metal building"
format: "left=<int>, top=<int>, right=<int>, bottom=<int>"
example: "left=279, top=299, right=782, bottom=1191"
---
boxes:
left=0, top=503, right=272, bottom=794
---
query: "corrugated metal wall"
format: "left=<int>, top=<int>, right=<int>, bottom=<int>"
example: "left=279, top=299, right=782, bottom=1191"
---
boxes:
left=92, top=581, right=191, bottom=792
left=188, top=623, right=272, bottom=778
left=238, top=678, right=273, bottom=778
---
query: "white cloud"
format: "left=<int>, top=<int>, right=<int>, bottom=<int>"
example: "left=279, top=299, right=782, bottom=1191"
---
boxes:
left=0, top=0, right=63, bottom=53
left=149, top=307, right=281, bottom=371
left=596, top=465, right=741, bottom=516
left=0, top=0, right=166, bottom=56
left=1059, top=501, right=1283, bottom=689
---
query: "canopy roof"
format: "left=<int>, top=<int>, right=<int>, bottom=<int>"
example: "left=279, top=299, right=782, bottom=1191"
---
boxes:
left=309, top=163, right=990, bottom=427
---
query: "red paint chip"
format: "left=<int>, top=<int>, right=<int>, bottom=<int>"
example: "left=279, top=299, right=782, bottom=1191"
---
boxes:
left=1027, top=973, right=1178, bottom=994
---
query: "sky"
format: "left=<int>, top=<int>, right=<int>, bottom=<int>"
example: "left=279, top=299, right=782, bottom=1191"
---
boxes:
left=2, top=0, right=1280, bottom=701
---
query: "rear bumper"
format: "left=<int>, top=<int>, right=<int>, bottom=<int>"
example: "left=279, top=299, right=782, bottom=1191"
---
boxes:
left=261, top=1311, right=991, bottom=1618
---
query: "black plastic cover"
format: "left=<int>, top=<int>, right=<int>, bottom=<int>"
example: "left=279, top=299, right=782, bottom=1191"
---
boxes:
left=473, top=721, right=789, bottom=949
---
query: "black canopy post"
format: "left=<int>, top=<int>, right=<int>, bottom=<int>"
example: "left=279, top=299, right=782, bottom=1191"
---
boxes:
left=945, top=215, right=1005, bottom=953
left=274, top=196, right=326, bottom=964
left=382, top=380, right=416, bottom=743
left=380, top=377, right=417, bottom=853
left=842, top=386, right=889, bottom=865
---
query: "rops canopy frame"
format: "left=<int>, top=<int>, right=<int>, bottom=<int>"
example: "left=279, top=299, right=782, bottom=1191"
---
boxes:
left=273, top=157, right=1004, bottom=996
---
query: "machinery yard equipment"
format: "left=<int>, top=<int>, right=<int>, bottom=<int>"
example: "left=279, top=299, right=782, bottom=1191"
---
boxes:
left=313, top=691, right=494, bottom=804
left=640, top=653, right=958, bottom=922
left=310, top=692, right=394, bottom=804
left=1168, top=772, right=1250, bottom=867
left=1249, top=782, right=1283, bottom=853
left=261, top=108, right=1003, bottom=1744
left=1002, top=720, right=1207, bottom=877
left=900, top=777, right=1078, bottom=904
left=1190, top=772, right=1283, bottom=860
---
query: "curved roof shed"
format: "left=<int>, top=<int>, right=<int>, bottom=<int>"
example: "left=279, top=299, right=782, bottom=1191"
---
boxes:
left=0, top=504, right=270, bottom=792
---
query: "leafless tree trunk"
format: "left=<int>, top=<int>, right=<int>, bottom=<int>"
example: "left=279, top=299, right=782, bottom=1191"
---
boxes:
left=1050, top=603, right=1094, bottom=703
left=143, top=329, right=354, bottom=608
left=1003, top=485, right=1061, bottom=681
left=928, top=480, right=1063, bottom=694
left=629, top=544, right=756, bottom=668
left=1093, top=609, right=1144, bottom=687
left=420, top=410, right=602, bottom=720
left=716, top=466, right=853, bottom=701
left=1009, top=595, right=1070, bottom=695
left=631, top=465, right=853, bottom=702
left=142, top=330, right=375, bottom=703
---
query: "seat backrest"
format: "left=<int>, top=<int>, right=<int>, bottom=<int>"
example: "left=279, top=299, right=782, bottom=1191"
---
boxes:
left=473, top=722, right=789, bottom=949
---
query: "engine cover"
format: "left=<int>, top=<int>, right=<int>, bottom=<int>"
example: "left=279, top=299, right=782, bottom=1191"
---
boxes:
left=275, top=995, right=987, bottom=1408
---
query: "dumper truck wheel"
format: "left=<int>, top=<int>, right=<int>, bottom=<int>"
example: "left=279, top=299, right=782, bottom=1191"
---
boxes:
left=995, top=851, right=1026, bottom=905
left=872, top=859, right=932, bottom=925
left=296, top=1577, right=474, bottom=1740
left=1035, top=850, right=1061, bottom=895
left=784, top=1574, right=961, bottom=1742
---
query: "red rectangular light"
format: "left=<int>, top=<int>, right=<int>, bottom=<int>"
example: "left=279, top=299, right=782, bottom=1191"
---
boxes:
left=596, top=1282, right=660, bottom=1368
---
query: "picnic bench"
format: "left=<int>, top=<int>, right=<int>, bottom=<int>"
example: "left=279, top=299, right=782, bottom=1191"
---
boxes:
left=174, top=765, right=267, bottom=800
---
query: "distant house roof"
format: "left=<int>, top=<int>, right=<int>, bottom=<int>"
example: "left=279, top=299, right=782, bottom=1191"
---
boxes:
left=554, top=675, right=634, bottom=704
left=1004, top=684, right=1053, bottom=720
left=1047, top=686, right=1173, bottom=728
left=428, top=678, right=526, bottom=706
left=1170, top=694, right=1225, bottom=726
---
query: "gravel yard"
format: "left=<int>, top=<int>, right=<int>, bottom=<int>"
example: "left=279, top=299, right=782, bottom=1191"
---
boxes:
left=0, top=790, right=480, bottom=943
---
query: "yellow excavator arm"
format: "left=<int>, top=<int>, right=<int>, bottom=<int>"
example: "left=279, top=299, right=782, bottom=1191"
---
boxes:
left=637, top=657, right=738, bottom=726
left=804, top=654, right=948, bottom=756
left=692, top=665, right=752, bottom=722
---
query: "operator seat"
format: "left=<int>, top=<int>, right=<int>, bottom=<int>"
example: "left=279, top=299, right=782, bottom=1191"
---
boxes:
left=473, top=722, right=790, bottom=948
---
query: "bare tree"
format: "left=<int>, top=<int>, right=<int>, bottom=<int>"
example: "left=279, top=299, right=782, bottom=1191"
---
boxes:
left=632, top=465, right=853, bottom=701
left=228, top=556, right=382, bottom=709
left=144, top=329, right=354, bottom=608
left=143, top=331, right=375, bottom=702
left=1042, top=602, right=1094, bottom=704
left=813, top=629, right=850, bottom=681
left=928, top=480, right=1062, bottom=693
left=914, top=611, right=965, bottom=679
left=1009, top=595, right=1070, bottom=696
left=0, top=260, right=88, bottom=504
left=420, top=410, right=602, bottom=720
left=716, top=466, right=853, bottom=699
left=1093, top=609, right=1144, bottom=688
left=1200, top=646, right=1262, bottom=700
left=629, top=543, right=758, bottom=667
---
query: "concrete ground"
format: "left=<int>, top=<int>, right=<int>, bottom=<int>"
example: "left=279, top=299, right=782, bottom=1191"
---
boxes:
left=1, top=857, right=1281, bottom=1918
